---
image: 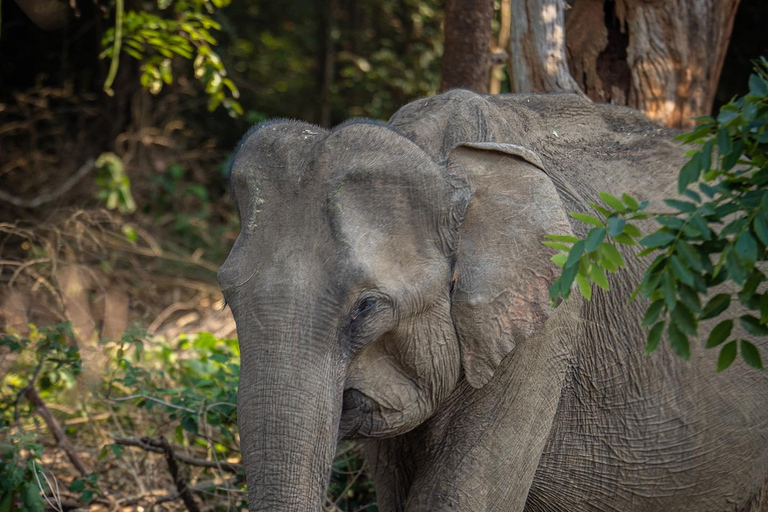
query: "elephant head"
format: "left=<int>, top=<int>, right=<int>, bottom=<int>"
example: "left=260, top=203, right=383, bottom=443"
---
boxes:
left=219, top=117, right=573, bottom=511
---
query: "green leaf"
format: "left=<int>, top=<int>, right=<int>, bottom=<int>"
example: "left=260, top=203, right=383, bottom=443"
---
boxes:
left=675, top=240, right=703, bottom=271
left=181, top=415, right=198, bottom=434
left=589, top=264, right=610, bottom=290
left=560, top=263, right=579, bottom=296
left=740, top=271, right=764, bottom=304
left=661, top=272, right=677, bottom=310
left=585, top=228, right=607, bottom=252
left=749, top=73, right=768, bottom=96
left=717, top=126, right=732, bottom=156
left=645, top=321, right=665, bottom=354
left=589, top=201, right=613, bottom=217
left=668, top=322, right=690, bottom=361
left=642, top=300, right=665, bottom=327
left=690, top=215, right=712, bottom=239
left=599, top=192, right=625, bottom=212
left=702, top=294, right=731, bottom=320
left=736, top=232, right=758, bottom=264
left=543, top=241, right=572, bottom=251
left=717, top=341, right=738, bottom=372
left=639, top=230, right=676, bottom=249
left=565, top=240, right=585, bottom=268
left=656, top=215, right=685, bottom=229
left=723, top=139, right=744, bottom=171
left=576, top=274, right=592, bottom=300
left=706, top=319, right=733, bottom=348
left=669, top=254, right=694, bottom=286
left=753, top=214, right=768, bottom=246
left=743, top=101, right=758, bottom=122
left=607, top=216, right=626, bottom=237
left=622, top=193, right=640, bottom=210
left=760, top=293, right=768, bottom=323
left=718, top=106, right=739, bottom=124
left=753, top=166, right=768, bottom=186
left=740, top=340, right=764, bottom=370
left=664, top=199, right=697, bottom=213
left=678, top=285, right=702, bottom=313
left=740, top=315, right=768, bottom=336
left=570, top=212, right=604, bottom=228
left=600, top=243, right=625, bottom=270
left=726, top=249, right=748, bottom=285
left=671, top=302, right=697, bottom=336
left=70, top=480, right=86, bottom=493
left=550, top=253, right=567, bottom=267
left=622, top=223, right=643, bottom=238
left=700, top=140, right=713, bottom=175
left=613, top=233, right=638, bottom=246
left=544, top=234, right=580, bottom=243
left=678, top=153, right=702, bottom=193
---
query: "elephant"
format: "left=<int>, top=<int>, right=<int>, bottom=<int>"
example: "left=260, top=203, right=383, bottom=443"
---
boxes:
left=218, top=89, right=768, bottom=512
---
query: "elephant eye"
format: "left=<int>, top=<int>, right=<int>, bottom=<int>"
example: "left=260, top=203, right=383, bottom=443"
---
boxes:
left=352, top=298, right=376, bottom=321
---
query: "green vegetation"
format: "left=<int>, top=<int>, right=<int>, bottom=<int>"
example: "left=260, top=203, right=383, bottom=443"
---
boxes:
left=0, top=325, right=376, bottom=510
left=548, top=59, right=768, bottom=373
left=101, top=0, right=242, bottom=117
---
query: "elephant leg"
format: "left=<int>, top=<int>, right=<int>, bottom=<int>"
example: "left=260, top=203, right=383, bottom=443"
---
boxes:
left=399, top=302, right=577, bottom=512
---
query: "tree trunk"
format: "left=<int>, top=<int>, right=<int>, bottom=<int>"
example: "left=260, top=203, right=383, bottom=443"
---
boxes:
left=489, top=0, right=511, bottom=95
left=506, top=0, right=583, bottom=94
left=318, top=0, right=337, bottom=127
left=502, top=0, right=740, bottom=129
left=440, top=0, right=495, bottom=93
left=566, top=0, right=740, bottom=129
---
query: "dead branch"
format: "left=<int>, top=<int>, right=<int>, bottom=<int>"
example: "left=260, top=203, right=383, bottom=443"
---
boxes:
left=152, top=477, right=243, bottom=506
left=0, top=158, right=95, bottom=208
left=110, top=435, right=242, bottom=474
left=148, top=436, right=201, bottom=512
left=26, top=387, right=89, bottom=476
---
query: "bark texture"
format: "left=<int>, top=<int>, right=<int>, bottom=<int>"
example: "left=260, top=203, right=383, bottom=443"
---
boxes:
left=565, top=0, right=740, bottom=129
left=502, top=0, right=741, bottom=129
left=489, top=0, right=512, bottom=95
left=440, top=0, right=495, bottom=93
left=507, top=0, right=583, bottom=94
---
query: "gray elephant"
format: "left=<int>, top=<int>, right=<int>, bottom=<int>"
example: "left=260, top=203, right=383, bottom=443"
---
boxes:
left=218, top=90, right=768, bottom=512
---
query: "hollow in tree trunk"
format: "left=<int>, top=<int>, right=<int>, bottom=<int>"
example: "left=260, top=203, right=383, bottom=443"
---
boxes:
left=502, top=0, right=741, bottom=129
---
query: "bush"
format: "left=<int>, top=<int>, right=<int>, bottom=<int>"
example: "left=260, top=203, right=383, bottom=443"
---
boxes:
left=548, top=58, right=768, bottom=372
left=0, top=325, right=376, bottom=511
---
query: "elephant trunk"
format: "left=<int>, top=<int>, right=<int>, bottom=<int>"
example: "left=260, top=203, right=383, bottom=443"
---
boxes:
left=237, top=318, right=342, bottom=512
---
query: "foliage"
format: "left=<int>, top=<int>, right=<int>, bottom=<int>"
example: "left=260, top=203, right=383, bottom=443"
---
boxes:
left=224, top=0, right=443, bottom=125
left=0, top=324, right=81, bottom=426
left=95, top=152, right=136, bottom=214
left=100, top=0, right=242, bottom=117
left=146, top=161, right=239, bottom=261
left=547, top=59, right=768, bottom=372
left=0, top=325, right=375, bottom=510
left=0, top=431, right=45, bottom=512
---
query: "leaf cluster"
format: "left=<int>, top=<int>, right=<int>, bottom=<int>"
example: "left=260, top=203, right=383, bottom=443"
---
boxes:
left=547, top=59, right=768, bottom=372
left=101, top=0, right=242, bottom=117
left=0, top=431, right=46, bottom=512
left=0, top=324, right=82, bottom=426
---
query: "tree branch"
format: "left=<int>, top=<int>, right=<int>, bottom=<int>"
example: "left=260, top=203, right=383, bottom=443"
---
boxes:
left=0, top=158, right=95, bottom=209
left=148, top=436, right=200, bottom=512
left=26, top=387, right=89, bottom=476
left=110, top=435, right=242, bottom=474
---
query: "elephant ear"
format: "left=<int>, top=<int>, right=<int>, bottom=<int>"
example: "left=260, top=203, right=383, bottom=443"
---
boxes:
left=448, top=143, right=574, bottom=389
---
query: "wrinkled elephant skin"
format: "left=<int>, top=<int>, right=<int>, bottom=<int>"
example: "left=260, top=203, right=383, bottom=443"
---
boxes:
left=219, top=90, right=768, bottom=512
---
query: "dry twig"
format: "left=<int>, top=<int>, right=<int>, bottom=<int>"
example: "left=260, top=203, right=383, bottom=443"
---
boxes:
left=146, top=436, right=201, bottom=512
left=110, top=435, right=242, bottom=474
